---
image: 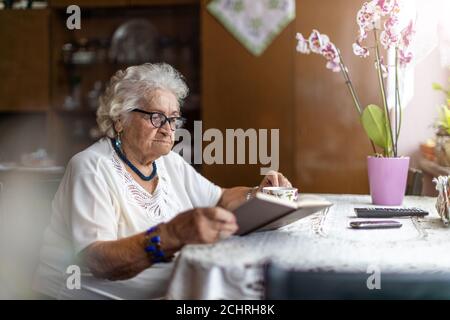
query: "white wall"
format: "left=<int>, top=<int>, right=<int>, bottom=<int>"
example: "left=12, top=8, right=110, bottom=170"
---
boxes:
left=396, top=45, right=449, bottom=196
left=398, top=47, right=449, bottom=167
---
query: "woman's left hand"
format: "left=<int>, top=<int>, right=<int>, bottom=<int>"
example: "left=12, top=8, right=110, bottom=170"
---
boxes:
left=258, top=170, right=292, bottom=190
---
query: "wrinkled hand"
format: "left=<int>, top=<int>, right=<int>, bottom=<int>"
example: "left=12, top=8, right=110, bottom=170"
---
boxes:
left=258, top=170, right=292, bottom=190
left=165, top=207, right=238, bottom=248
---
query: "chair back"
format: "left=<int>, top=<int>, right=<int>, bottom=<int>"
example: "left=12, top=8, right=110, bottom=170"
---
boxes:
left=265, top=263, right=450, bottom=300
left=406, top=168, right=423, bottom=196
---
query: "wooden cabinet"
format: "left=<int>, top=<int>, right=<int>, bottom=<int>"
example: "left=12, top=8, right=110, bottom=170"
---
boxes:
left=0, top=3, right=200, bottom=166
left=48, top=4, right=200, bottom=164
left=129, top=0, right=198, bottom=5
left=48, top=0, right=128, bottom=8
left=48, top=0, right=197, bottom=8
left=0, top=9, right=50, bottom=112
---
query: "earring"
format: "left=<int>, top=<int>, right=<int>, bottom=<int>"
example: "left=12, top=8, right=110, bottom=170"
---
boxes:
left=115, top=132, right=122, bottom=150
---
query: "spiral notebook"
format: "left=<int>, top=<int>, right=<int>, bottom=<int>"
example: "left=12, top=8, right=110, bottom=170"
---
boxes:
left=233, top=192, right=333, bottom=235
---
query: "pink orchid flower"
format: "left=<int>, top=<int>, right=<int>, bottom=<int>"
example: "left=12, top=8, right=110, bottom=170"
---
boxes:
left=399, top=49, right=413, bottom=67
left=297, top=30, right=342, bottom=72
left=322, top=43, right=341, bottom=72
left=295, top=33, right=311, bottom=54
left=384, top=14, right=399, bottom=32
left=389, top=0, right=401, bottom=19
left=352, top=41, right=369, bottom=58
left=321, top=42, right=339, bottom=61
left=374, top=0, right=396, bottom=16
left=308, top=29, right=329, bottom=54
left=357, top=2, right=380, bottom=31
left=326, top=58, right=341, bottom=73
left=380, top=27, right=399, bottom=49
left=357, top=28, right=368, bottom=43
left=400, top=20, right=414, bottom=48
left=354, top=0, right=414, bottom=67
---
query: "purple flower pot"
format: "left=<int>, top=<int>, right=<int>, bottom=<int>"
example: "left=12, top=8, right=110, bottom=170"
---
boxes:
left=367, top=156, right=410, bottom=206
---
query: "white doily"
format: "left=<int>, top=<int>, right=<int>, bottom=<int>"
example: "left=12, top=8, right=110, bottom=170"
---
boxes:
left=207, top=0, right=295, bottom=56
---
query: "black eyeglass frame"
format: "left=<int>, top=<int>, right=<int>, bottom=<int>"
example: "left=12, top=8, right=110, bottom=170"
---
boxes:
left=132, top=108, right=186, bottom=131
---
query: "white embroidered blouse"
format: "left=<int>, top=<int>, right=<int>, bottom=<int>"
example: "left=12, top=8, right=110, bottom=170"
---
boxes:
left=33, top=137, right=222, bottom=299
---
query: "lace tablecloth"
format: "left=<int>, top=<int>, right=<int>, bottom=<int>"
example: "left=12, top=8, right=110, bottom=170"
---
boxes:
left=166, top=194, right=450, bottom=300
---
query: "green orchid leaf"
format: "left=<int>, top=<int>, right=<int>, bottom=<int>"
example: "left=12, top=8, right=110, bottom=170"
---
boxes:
left=361, top=104, right=388, bottom=149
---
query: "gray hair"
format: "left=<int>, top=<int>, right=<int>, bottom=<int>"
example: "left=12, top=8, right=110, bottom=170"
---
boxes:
left=96, top=63, right=189, bottom=138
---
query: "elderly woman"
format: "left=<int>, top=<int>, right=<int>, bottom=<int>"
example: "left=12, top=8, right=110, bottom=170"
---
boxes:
left=33, top=63, right=292, bottom=299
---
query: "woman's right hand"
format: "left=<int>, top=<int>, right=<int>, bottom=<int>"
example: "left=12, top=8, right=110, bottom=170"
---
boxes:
left=81, top=207, right=237, bottom=280
left=161, top=207, right=238, bottom=250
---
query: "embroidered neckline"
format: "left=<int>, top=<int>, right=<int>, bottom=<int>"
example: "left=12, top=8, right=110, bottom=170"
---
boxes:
left=109, top=143, right=170, bottom=221
left=113, top=153, right=161, bottom=198
left=111, top=137, right=158, bottom=182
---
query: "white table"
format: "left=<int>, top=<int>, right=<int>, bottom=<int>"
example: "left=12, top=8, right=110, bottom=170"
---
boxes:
left=166, top=194, right=450, bottom=300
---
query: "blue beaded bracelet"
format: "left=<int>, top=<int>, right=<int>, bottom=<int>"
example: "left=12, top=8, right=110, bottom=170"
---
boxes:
left=144, top=225, right=170, bottom=263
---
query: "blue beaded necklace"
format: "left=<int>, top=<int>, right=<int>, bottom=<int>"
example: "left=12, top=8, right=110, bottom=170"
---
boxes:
left=111, top=138, right=157, bottom=182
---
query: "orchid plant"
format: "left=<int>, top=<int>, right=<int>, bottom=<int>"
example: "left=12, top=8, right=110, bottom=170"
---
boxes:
left=296, top=0, right=415, bottom=157
left=433, top=73, right=450, bottom=135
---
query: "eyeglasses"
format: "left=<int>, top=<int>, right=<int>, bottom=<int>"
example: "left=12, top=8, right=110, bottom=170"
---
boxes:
left=132, top=109, right=186, bottom=131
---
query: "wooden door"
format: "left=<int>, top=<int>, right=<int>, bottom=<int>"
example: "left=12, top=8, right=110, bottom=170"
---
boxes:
left=200, top=0, right=295, bottom=188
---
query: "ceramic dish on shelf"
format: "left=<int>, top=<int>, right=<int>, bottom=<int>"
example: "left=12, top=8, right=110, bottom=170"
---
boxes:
left=109, top=19, right=158, bottom=65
